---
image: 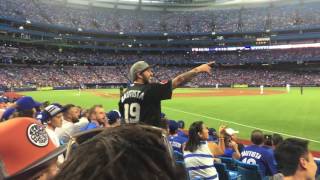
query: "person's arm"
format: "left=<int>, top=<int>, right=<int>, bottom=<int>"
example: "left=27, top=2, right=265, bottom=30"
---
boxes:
left=172, top=62, right=214, bottom=89
left=217, top=125, right=226, bottom=153
left=230, top=141, right=241, bottom=159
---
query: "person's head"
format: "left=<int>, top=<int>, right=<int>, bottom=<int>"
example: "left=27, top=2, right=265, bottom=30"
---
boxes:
left=63, top=104, right=78, bottom=123
left=264, top=134, right=273, bottom=146
left=40, top=104, right=65, bottom=129
left=177, top=120, right=185, bottom=129
left=274, top=138, right=317, bottom=179
left=168, top=120, right=179, bottom=135
left=0, top=117, right=66, bottom=180
left=55, top=124, right=178, bottom=180
left=185, top=121, right=209, bottom=152
left=89, top=105, right=106, bottom=125
left=10, top=96, right=42, bottom=119
left=272, top=133, right=283, bottom=147
left=251, top=129, right=264, bottom=145
left=225, top=128, right=239, bottom=141
left=129, top=61, right=153, bottom=84
left=107, top=110, right=121, bottom=127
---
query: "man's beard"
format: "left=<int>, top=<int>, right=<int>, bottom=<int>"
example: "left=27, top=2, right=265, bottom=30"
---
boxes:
left=142, top=74, right=151, bottom=84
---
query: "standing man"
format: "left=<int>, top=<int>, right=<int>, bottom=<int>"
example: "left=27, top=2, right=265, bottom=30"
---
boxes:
left=119, top=61, right=213, bottom=127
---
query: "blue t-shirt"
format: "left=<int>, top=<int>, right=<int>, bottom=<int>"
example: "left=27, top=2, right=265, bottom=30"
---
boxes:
left=80, top=122, right=98, bottom=131
left=177, top=130, right=188, bottom=139
left=240, top=145, right=277, bottom=177
left=168, top=134, right=188, bottom=154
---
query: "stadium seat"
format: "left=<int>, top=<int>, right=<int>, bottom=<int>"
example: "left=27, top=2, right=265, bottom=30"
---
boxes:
left=236, top=161, right=262, bottom=180
left=214, top=162, right=239, bottom=180
left=219, top=157, right=238, bottom=171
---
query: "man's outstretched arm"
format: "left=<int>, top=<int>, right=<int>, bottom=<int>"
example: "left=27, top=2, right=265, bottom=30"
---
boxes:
left=172, top=62, right=214, bottom=89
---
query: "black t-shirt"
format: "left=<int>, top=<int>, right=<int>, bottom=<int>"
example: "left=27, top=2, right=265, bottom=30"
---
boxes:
left=119, top=80, right=172, bottom=127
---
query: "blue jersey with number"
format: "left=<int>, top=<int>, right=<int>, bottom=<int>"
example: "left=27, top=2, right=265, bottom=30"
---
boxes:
left=168, top=134, right=188, bottom=154
left=240, top=145, right=277, bottom=177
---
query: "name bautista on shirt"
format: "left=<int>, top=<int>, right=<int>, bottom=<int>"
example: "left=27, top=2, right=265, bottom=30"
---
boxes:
left=121, top=90, right=145, bottom=103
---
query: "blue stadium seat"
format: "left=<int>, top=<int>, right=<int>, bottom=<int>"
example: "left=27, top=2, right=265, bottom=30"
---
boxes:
left=236, top=161, right=262, bottom=180
left=214, top=162, right=239, bottom=180
left=219, top=157, right=238, bottom=171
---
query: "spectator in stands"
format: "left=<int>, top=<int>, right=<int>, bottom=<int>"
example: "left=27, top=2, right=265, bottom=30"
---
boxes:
left=168, top=120, right=188, bottom=154
left=107, top=110, right=121, bottom=127
left=55, top=124, right=179, bottom=180
left=81, top=105, right=107, bottom=131
left=177, top=120, right=188, bottom=138
left=225, top=127, right=244, bottom=153
left=0, top=117, right=66, bottom=180
left=274, top=138, right=317, bottom=180
left=40, top=103, right=66, bottom=164
left=55, top=104, right=79, bottom=144
left=272, top=133, right=284, bottom=148
left=240, top=130, right=277, bottom=178
left=221, top=133, right=241, bottom=160
left=183, top=121, right=226, bottom=180
left=12, top=96, right=41, bottom=119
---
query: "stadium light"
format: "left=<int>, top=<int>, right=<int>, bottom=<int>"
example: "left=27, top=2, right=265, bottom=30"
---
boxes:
left=19, top=26, right=24, bottom=30
left=26, top=20, right=31, bottom=24
left=77, top=28, right=83, bottom=32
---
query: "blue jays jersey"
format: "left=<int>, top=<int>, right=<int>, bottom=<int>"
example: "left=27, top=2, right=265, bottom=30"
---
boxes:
left=168, top=134, right=188, bottom=154
left=119, top=80, right=172, bottom=127
left=240, top=145, right=277, bottom=177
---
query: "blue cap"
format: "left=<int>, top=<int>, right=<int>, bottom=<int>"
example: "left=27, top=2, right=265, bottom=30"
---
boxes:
left=2, top=107, right=16, bottom=120
left=160, top=112, right=166, bottom=119
left=168, top=120, right=179, bottom=132
left=107, top=110, right=121, bottom=124
left=16, top=96, right=41, bottom=111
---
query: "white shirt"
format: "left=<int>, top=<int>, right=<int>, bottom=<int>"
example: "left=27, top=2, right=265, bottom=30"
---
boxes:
left=184, top=141, right=218, bottom=180
left=46, top=127, right=64, bottom=164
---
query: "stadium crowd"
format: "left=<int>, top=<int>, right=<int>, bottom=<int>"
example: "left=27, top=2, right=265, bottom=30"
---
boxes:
left=2, top=44, right=320, bottom=65
left=1, top=65, right=320, bottom=88
left=1, top=0, right=320, bottom=32
left=0, top=95, right=318, bottom=180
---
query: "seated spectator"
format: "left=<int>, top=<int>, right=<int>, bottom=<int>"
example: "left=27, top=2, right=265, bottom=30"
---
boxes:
left=107, top=110, right=121, bottom=127
left=55, top=104, right=80, bottom=144
left=225, top=127, right=244, bottom=153
left=39, top=103, right=66, bottom=164
left=183, top=121, right=226, bottom=180
left=0, top=117, right=66, bottom=179
left=240, top=130, right=277, bottom=178
left=168, top=120, right=188, bottom=154
left=221, top=134, right=241, bottom=160
left=272, top=133, right=284, bottom=148
left=207, top=127, right=218, bottom=143
left=54, top=124, right=180, bottom=180
left=274, top=138, right=317, bottom=180
left=80, top=105, right=107, bottom=131
left=177, top=120, right=188, bottom=138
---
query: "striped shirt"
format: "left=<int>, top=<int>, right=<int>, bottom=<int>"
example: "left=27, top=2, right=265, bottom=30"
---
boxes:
left=184, top=141, right=218, bottom=180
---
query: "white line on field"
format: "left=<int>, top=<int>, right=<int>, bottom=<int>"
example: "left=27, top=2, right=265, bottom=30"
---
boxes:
left=163, top=106, right=320, bottom=144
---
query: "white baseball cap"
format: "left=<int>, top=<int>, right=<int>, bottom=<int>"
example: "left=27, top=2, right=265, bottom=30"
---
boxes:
left=225, top=128, right=239, bottom=135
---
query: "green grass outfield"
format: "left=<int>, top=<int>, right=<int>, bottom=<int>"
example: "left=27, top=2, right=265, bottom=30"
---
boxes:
left=22, top=87, right=320, bottom=151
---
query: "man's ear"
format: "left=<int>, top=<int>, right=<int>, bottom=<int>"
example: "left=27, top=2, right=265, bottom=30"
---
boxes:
left=299, top=157, right=308, bottom=170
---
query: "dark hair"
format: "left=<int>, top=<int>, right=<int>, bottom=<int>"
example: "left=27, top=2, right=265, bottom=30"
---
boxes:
left=272, top=133, right=283, bottom=147
left=14, top=109, right=34, bottom=118
left=251, top=130, right=264, bottom=145
left=55, top=124, right=178, bottom=180
left=274, top=138, right=309, bottom=176
left=184, top=121, right=204, bottom=152
left=264, top=134, right=273, bottom=146
left=63, top=104, right=75, bottom=113
left=177, top=120, right=185, bottom=129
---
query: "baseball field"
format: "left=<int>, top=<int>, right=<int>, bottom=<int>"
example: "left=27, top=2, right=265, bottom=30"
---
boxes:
left=20, top=87, right=320, bottom=152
